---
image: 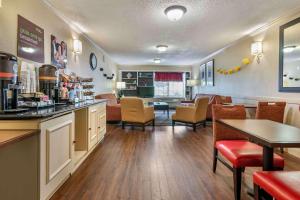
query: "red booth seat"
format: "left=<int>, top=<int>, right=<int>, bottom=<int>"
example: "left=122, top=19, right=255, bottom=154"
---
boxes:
left=254, top=171, right=300, bottom=200
left=216, top=140, right=284, bottom=168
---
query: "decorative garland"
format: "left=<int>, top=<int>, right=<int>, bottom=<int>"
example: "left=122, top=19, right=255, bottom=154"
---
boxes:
left=216, top=58, right=251, bottom=75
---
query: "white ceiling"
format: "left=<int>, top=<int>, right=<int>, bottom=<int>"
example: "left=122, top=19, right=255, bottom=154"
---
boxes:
left=45, top=0, right=300, bottom=66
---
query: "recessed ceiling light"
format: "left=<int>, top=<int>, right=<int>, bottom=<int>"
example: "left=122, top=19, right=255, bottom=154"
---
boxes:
left=284, top=45, right=297, bottom=53
left=164, top=5, right=187, bottom=21
left=156, top=45, right=168, bottom=52
left=153, top=58, right=161, bottom=64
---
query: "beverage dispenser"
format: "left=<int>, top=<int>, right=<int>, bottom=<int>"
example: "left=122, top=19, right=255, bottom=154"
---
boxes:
left=39, top=64, right=59, bottom=103
left=0, top=52, right=18, bottom=111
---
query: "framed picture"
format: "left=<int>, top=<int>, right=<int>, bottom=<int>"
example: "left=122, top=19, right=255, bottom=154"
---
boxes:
left=200, top=63, right=206, bottom=87
left=51, top=35, right=67, bottom=69
left=206, top=59, right=215, bottom=86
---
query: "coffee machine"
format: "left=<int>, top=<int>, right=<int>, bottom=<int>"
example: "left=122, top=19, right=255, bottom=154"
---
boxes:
left=39, top=64, right=60, bottom=103
left=0, top=52, right=20, bottom=111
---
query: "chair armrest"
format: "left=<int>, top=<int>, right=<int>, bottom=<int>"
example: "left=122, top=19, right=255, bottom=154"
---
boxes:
left=144, top=106, right=155, bottom=122
left=174, top=106, right=196, bottom=122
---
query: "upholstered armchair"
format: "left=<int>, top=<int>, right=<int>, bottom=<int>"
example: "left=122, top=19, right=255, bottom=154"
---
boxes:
left=215, top=95, right=232, bottom=105
left=120, top=97, right=155, bottom=131
left=95, top=93, right=121, bottom=122
left=172, top=97, right=209, bottom=131
left=181, top=94, right=216, bottom=120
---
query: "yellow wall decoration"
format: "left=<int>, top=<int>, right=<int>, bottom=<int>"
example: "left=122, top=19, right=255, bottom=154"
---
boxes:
left=217, top=58, right=250, bottom=75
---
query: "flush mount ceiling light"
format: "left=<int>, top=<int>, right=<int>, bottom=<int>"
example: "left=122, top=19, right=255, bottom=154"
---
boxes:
left=164, top=5, right=187, bottom=21
left=283, top=45, right=297, bottom=53
left=156, top=45, right=168, bottom=52
left=153, top=58, right=161, bottom=64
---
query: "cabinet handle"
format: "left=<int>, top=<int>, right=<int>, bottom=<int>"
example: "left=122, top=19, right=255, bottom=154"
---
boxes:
left=98, top=126, right=100, bottom=128
left=89, top=128, right=91, bottom=130
left=73, top=141, right=76, bottom=144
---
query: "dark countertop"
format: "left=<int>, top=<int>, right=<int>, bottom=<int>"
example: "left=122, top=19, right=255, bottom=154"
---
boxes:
left=0, top=99, right=106, bottom=120
left=0, top=129, right=39, bottom=148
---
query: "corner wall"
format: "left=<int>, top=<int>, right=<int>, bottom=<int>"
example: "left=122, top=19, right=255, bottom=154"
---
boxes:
left=0, top=0, right=117, bottom=94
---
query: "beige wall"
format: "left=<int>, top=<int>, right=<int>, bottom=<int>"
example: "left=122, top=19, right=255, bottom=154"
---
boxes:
left=192, top=11, right=300, bottom=156
left=0, top=0, right=117, bottom=94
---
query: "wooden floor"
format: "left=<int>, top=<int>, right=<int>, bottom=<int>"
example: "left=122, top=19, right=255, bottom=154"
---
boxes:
left=51, top=125, right=300, bottom=200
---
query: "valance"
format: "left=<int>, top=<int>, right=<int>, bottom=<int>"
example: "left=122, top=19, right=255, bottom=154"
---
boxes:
left=155, top=72, right=183, bottom=82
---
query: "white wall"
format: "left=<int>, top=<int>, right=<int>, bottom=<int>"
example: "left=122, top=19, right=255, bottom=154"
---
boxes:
left=0, top=0, right=117, bottom=94
left=192, top=11, right=300, bottom=156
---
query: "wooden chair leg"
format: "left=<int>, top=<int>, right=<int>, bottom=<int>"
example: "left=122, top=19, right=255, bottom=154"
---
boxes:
left=233, top=168, right=242, bottom=200
left=172, top=121, right=175, bottom=129
left=280, top=147, right=284, bottom=153
left=142, top=124, right=145, bottom=131
left=152, top=119, right=155, bottom=127
left=193, top=123, right=196, bottom=132
left=122, top=121, right=125, bottom=129
left=213, top=147, right=218, bottom=173
left=254, top=184, right=260, bottom=200
left=203, top=121, right=206, bottom=127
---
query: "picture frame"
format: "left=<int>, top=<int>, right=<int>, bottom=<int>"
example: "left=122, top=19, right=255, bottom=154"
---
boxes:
left=200, top=63, right=206, bottom=87
left=206, top=59, right=215, bottom=86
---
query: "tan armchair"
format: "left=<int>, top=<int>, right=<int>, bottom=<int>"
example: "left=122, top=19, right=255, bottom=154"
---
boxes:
left=120, top=97, right=155, bottom=131
left=172, top=97, right=209, bottom=131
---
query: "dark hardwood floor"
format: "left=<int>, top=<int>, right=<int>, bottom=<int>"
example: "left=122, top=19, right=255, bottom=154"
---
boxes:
left=51, top=125, right=300, bottom=200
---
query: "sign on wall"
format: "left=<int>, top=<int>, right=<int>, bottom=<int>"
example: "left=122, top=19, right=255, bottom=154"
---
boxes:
left=17, top=15, right=44, bottom=63
left=51, top=35, right=67, bottom=69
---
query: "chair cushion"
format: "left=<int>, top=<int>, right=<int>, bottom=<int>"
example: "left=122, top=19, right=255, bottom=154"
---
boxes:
left=216, top=140, right=284, bottom=168
left=254, top=171, right=300, bottom=200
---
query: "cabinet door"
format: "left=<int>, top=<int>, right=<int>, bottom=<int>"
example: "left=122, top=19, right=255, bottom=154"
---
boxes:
left=97, top=103, right=106, bottom=142
left=40, top=113, right=74, bottom=200
left=88, top=107, right=98, bottom=149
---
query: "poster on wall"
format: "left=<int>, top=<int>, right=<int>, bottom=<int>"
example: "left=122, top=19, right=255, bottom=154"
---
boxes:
left=206, top=59, right=215, bottom=86
left=51, top=35, right=67, bottom=69
left=200, top=63, right=206, bottom=87
left=17, top=15, right=44, bottom=63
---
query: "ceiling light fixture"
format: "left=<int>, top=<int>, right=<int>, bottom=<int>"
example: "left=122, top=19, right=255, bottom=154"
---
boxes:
left=283, top=45, right=297, bottom=53
left=153, top=58, right=161, bottom=64
left=156, top=45, right=168, bottom=52
left=164, top=5, right=187, bottom=21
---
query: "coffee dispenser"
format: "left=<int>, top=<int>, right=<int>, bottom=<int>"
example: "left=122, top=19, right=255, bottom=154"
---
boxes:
left=0, top=52, right=18, bottom=111
left=39, top=64, right=59, bottom=103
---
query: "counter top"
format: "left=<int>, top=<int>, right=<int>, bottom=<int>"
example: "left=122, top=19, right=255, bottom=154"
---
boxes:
left=0, top=99, right=106, bottom=120
left=0, top=129, right=39, bottom=148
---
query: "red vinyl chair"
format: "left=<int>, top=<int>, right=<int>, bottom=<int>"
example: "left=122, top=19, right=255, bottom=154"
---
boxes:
left=212, top=105, right=284, bottom=200
left=253, top=171, right=300, bottom=200
left=256, top=101, right=286, bottom=152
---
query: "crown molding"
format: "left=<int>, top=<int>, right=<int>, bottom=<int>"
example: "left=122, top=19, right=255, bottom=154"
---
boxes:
left=193, top=6, right=300, bottom=66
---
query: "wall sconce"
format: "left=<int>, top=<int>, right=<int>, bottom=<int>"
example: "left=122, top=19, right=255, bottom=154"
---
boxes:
left=73, top=39, right=82, bottom=54
left=251, top=41, right=263, bottom=64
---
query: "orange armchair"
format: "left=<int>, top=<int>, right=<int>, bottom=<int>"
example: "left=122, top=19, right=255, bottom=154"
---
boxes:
left=120, top=97, right=155, bottom=131
left=172, top=97, right=209, bottom=131
left=95, top=93, right=121, bottom=122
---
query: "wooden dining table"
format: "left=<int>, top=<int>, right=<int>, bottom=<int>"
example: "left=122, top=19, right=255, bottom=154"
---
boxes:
left=217, top=119, right=300, bottom=171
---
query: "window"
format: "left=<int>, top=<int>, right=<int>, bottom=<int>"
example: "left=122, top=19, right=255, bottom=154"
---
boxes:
left=154, top=81, right=185, bottom=97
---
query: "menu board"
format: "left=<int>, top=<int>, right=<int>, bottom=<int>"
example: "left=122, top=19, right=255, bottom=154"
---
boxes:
left=17, top=15, right=44, bottom=63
